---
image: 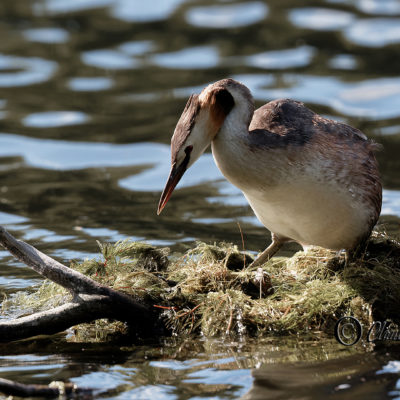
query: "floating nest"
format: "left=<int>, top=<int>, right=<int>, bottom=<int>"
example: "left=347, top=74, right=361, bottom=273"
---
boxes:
left=3, top=232, right=400, bottom=341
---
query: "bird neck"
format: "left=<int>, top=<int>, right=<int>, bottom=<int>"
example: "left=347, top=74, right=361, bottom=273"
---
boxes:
left=219, top=98, right=254, bottom=139
left=211, top=107, right=256, bottom=192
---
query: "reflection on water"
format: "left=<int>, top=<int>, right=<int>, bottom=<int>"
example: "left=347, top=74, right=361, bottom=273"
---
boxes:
left=68, top=76, right=114, bottom=91
left=0, top=0, right=400, bottom=398
left=152, top=46, right=220, bottom=69
left=23, top=111, right=89, bottom=128
left=245, top=45, right=315, bottom=70
left=289, top=8, right=355, bottom=31
left=0, top=55, right=57, bottom=87
left=23, top=27, right=70, bottom=44
left=235, top=73, right=400, bottom=119
left=344, top=18, right=400, bottom=47
left=82, top=49, right=138, bottom=70
left=185, top=2, right=269, bottom=28
left=356, top=0, right=400, bottom=15
left=329, top=54, right=358, bottom=70
left=111, top=0, right=189, bottom=22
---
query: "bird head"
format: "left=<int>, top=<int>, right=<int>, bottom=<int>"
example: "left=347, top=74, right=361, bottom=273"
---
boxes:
left=157, top=80, right=237, bottom=214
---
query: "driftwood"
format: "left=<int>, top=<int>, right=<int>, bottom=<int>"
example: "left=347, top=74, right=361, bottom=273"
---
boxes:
left=0, top=226, right=163, bottom=342
left=0, top=378, right=92, bottom=398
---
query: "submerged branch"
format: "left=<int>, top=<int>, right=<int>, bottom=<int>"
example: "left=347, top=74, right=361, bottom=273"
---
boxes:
left=0, top=294, right=112, bottom=342
left=0, top=377, right=92, bottom=398
left=0, top=226, right=162, bottom=341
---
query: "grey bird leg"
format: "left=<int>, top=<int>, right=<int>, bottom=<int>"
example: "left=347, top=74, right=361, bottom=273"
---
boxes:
left=249, top=234, right=285, bottom=268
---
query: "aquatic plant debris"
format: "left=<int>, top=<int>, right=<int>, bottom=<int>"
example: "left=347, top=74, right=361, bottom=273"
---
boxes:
left=2, top=233, right=400, bottom=341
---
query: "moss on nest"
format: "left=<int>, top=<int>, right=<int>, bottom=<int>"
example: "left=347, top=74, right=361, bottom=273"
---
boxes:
left=3, top=233, right=400, bottom=341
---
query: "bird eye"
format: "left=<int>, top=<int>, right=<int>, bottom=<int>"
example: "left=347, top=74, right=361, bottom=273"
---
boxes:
left=185, top=145, right=193, bottom=155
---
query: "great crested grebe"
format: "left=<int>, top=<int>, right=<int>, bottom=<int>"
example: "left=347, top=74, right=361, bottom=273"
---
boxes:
left=157, top=78, right=382, bottom=266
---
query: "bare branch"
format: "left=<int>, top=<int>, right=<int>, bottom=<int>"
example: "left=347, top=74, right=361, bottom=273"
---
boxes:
left=0, top=226, right=164, bottom=340
left=0, top=294, right=113, bottom=342
left=0, top=226, right=109, bottom=295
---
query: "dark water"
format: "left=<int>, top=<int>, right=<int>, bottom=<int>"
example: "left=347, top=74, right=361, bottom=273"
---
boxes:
left=1, top=0, right=400, bottom=398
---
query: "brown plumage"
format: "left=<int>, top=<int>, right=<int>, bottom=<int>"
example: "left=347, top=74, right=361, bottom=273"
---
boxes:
left=158, top=78, right=382, bottom=266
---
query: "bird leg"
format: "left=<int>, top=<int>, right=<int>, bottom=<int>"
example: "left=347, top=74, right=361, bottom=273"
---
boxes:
left=248, top=234, right=285, bottom=268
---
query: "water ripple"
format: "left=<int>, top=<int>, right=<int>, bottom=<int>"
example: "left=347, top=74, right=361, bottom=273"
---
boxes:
left=23, top=111, right=89, bottom=128
left=356, top=0, right=400, bottom=15
left=118, top=40, right=155, bottom=55
left=112, top=0, right=188, bottom=22
left=289, top=7, right=354, bottom=31
left=0, top=211, right=28, bottom=225
left=382, top=189, right=400, bottom=217
left=0, top=133, right=166, bottom=170
left=246, top=46, right=315, bottom=70
left=234, top=73, right=400, bottom=120
left=0, top=54, right=57, bottom=87
left=82, top=49, right=137, bottom=70
left=329, top=54, right=357, bottom=70
left=35, top=0, right=113, bottom=14
left=186, top=2, right=268, bottom=28
left=68, top=77, right=114, bottom=91
left=119, top=153, right=222, bottom=192
left=344, top=18, right=400, bottom=47
left=22, top=27, right=70, bottom=43
left=151, top=46, right=219, bottom=69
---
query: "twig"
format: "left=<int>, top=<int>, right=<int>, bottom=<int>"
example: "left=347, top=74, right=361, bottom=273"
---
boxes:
left=176, top=303, right=202, bottom=318
left=282, top=305, right=292, bottom=318
left=153, top=305, right=177, bottom=310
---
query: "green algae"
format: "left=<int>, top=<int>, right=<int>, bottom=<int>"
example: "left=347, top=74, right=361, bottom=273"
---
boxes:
left=2, top=233, right=400, bottom=342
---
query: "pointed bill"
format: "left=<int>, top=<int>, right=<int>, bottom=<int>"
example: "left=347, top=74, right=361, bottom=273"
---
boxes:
left=157, top=162, right=187, bottom=215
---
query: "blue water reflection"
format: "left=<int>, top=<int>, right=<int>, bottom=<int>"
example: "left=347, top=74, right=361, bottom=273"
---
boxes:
left=82, top=49, right=138, bottom=70
left=112, top=0, right=188, bottom=22
left=0, top=55, right=57, bottom=87
left=79, top=227, right=132, bottom=241
left=68, top=77, right=114, bottom=91
left=184, top=368, right=252, bottom=396
left=23, top=111, right=89, bottom=128
left=71, top=369, right=132, bottom=391
left=0, top=211, right=28, bottom=225
left=0, top=134, right=165, bottom=169
left=356, top=0, right=400, bottom=15
left=22, top=27, right=70, bottom=43
left=382, top=190, right=400, bottom=216
left=186, top=2, right=268, bottom=28
left=151, top=46, right=219, bottom=70
left=344, top=18, right=400, bottom=47
left=118, top=41, right=154, bottom=55
left=246, top=46, right=315, bottom=70
left=234, top=73, right=400, bottom=119
left=36, top=0, right=114, bottom=14
left=289, top=7, right=354, bottom=31
left=119, top=153, right=221, bottom=191
left=329, top=54, right=357, bottom=70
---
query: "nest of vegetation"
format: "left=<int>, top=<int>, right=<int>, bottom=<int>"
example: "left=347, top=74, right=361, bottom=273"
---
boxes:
left=3, top=232, right=400, bottom=341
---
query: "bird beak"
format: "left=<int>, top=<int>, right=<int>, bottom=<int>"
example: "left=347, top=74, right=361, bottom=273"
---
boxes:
left=157, top=161, right=187, bottom=215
